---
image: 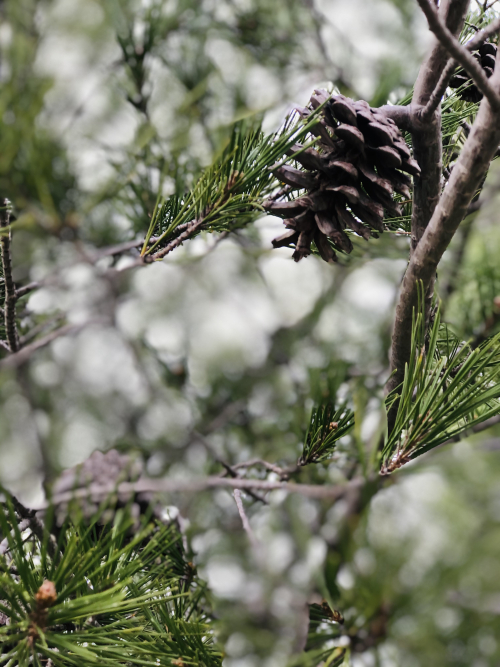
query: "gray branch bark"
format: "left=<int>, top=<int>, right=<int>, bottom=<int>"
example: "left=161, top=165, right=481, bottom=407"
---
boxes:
left=388, top=47, right=500, bottom=399
left=386, top=0, right=470, bottom=414
left=35, top=475, right=366, bottom=510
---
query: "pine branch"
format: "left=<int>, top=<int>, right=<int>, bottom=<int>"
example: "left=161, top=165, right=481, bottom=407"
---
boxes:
left=140, top=115, right=323, bottom=260
left=150, top=216, right=206, bottom=261
left=0, top=497, right=222, bottom=666
left=0, top=199, right=19, bottom=352
left=389, top=56, right=500, bottom=401
left=388, top=4, right=471, bottom=412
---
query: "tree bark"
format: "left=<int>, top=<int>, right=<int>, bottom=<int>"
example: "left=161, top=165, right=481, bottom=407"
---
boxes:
left=386, top=0, right=470, bottom=409
left=389, top=47, right=500, bottom=404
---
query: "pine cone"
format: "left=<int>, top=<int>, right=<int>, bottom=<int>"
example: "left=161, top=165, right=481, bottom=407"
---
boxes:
left=265, top=90, right=419, bottom=263
left=449, top=42, right=497, bottom=103
left=51, top=449, right=160, bottom=527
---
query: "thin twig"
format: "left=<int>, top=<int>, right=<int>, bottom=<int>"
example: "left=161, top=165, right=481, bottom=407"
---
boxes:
left=0, top=200, right=20, bottom=352
left=416, top=0, right=500, bottom=110
left=0, top=322, right=96, bottom=370
left=15, top=281, right=40, bottom=299
left=36, top=475, right=366, bottom=510
left=233, top=489, right=260, bottom=551
left=150, top=218, right=206, bottom=261
left=231, top=458, right=300, bottom=479
left=19, top=314, right=66, bottom=346
left=192, top=431, right=267, bottom=504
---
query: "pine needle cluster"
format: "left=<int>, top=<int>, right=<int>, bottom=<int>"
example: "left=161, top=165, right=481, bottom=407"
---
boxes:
left=0, top=493, right=222, bottom=667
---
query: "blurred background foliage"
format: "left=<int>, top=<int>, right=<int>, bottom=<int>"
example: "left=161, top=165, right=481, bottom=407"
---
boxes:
left=1, top=0, right=500, bottom=665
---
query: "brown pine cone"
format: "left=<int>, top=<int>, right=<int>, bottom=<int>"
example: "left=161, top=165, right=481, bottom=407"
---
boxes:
left=265, top=90, right=418, bottom=263
left=449, top=42, right=497, bottom=103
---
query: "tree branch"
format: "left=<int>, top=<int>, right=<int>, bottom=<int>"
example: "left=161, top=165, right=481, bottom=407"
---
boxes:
left=233, top=489, right=260, bottom=551
left=377, top=105, right=413, bottom=132
left=192, top=431, right=268, bottom=504
left=386, top=0, right=470, bottom=424
left=0, top=200, right=20, bottom=352
left=37, top=475, right=366, bottom=510
left=149, top=218, right=206, bottom=261
left=15, top=281, right=41, bottom=299
left=0, top=322, right=94, bottom=370
left=409, top=0, right=469, bottom=256
left=388, top=47, right=500, bottom=399
left=416, top=0, right=500, bottom=110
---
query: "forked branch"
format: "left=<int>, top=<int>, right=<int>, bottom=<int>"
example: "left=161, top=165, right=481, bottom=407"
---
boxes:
left=389, top=50, right=500, bottom=399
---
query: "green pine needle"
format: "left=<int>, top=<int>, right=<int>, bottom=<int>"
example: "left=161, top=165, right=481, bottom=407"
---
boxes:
left=142, top=111, right=323, bottom=257
left=382, top=285, right=500, bottom=474
left=300, top=403, right=355, bottom=465
left=0, top=492, right=222, bottom=666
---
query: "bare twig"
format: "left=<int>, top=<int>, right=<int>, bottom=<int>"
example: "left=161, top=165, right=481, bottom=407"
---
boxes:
left=150, top=218, right=206, bottom=261
left=416, top=0, right=500, bottom=110
left=0, top=200, right=20, bottom=352
left=231, top=458, right=300, bottom=479
left=192, top=431, right=267, bottom=504
left=93, top=235, right=160, bottom=260
left=0, top=322, right=94, bottom=370
left=15, top=281, right=40, bottom=299
left=233, top=489, right=260, bottom=551
left=19, top=314, right=66, bottom=346
left=420, top=59, right=460, bottom=122
left=36, top=475, right=366, bottom=510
